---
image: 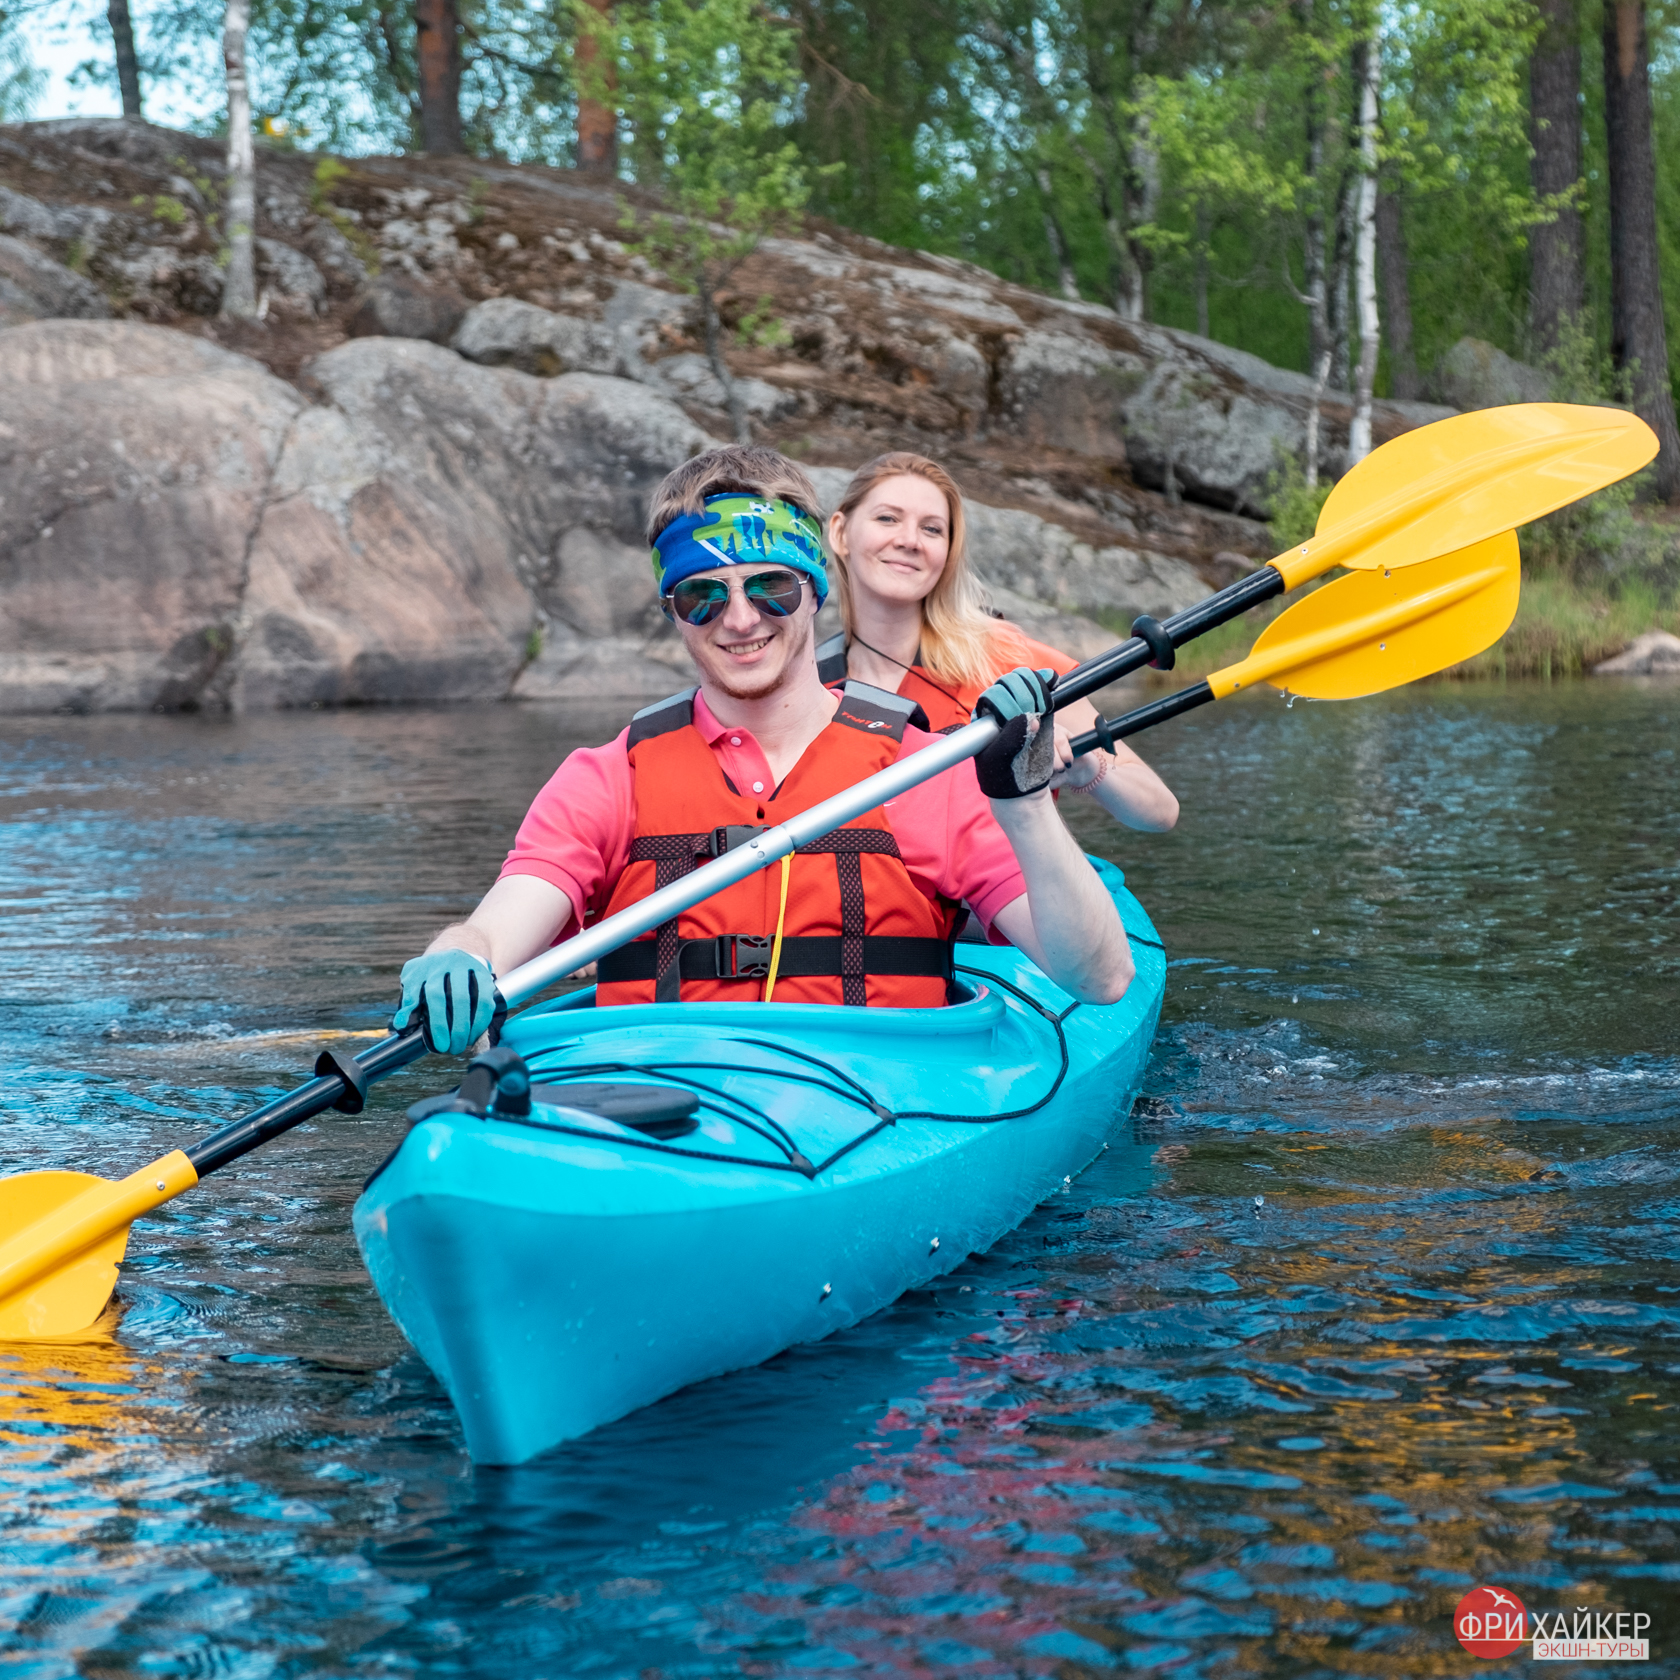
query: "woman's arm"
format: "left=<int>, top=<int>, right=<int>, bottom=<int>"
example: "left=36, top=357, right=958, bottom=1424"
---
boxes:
left=988, top=789, right=1134, bottom=1004
left=1050, top=695, right=1179, bottom=831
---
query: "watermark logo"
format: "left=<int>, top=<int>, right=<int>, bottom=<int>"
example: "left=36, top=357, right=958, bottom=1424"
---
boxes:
left=1530, top=1607, right=1651, bottom=1662
left=1455, top=1585, right=1529, bottom=1658
left=1454, top=1588, right=1652, bottom=1662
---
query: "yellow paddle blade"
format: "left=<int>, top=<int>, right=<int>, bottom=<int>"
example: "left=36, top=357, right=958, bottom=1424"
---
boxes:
left=0, top=1150, right=197, bottom=1339
left=1271, top=404, right=1656, bottom=587
left=1209, top=532, right=1520, bottom=702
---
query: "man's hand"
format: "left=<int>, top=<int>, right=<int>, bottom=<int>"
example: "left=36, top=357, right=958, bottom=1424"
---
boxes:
left=974, top=666, right=1058, bottom=799
left=392, top=948, right=498, bottom=1055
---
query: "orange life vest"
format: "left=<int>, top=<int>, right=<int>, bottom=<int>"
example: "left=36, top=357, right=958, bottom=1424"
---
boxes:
left=816, top=629, right=1078, bottom=735
left=594, top=680, right=962, bottom=1008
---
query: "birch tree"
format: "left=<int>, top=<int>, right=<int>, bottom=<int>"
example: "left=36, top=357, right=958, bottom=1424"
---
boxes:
left=219, top=0, right=257, bottom=320
left=1347, top=28, right=1381, bottom=463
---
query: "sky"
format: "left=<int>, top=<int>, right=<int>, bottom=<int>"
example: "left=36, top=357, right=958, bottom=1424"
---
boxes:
left=16, top=0, right=216, bottom=127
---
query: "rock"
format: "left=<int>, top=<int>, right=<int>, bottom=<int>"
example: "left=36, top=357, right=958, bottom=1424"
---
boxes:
left=1592, top=630, right=1680, bottom=675
left=1118, top=323, right=1454, bottom=514
left=0, top=320, right=298, bottom=712
left=452, top=295, right=619, bottom=376
left=650, top=352, right=800, bottom=421
left=232, top=343, right=711, bottom=708
left=347, top=273, right=466, bottom=343
left=0, top=233, right=108, bottom=324
left=256, top=237, right=327, bottom=314
left=1431, top=337, right=1551, bottom=411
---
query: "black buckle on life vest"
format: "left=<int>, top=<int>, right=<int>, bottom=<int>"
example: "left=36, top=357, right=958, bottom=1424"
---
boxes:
left=716, top=934, right=773, bottom=978
left=709, top=824, right=767, bottom=858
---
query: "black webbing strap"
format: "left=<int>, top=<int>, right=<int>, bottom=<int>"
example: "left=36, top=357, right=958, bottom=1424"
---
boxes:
left=598, top=935, right=955, bottom=986
left=623, top=826, right=911, bottom=1006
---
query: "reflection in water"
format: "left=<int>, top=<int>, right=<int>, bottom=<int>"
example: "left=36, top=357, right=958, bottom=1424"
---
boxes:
left=0, top=684, right=1676, bottom=1676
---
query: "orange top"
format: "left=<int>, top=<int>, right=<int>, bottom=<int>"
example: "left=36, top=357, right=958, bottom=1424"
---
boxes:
left=895, top=624, right=1081, bottom=733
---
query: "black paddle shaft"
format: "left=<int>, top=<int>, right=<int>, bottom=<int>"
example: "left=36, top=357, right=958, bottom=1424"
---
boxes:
left=1048, top=564, right=1283, bottom=714
left=185, top=1026, right=431, bottom=1178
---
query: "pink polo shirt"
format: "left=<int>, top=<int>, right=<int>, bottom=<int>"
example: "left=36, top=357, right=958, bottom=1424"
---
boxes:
left=500, top=690, right=1027, bottom=941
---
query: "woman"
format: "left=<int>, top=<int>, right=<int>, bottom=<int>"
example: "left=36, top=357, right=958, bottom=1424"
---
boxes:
left=823, top=452, right=1179, bottom=831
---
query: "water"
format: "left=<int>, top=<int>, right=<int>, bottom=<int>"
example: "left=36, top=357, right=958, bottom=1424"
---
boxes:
left=1, top=682, right=1677, bottom=1678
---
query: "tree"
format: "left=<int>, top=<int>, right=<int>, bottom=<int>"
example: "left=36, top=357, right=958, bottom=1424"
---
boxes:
left=1347, top=26, right=1381, bottom=463
left=415, top=0, right=464, bottom=153
left=574, top=0, right=616, bottom=170
left=1528, top=0, right=1584, bottom=356
left=220, top=0, right=257, bottom=320
left=0, top=11, right=43, bottom=119
left=576, top=0, right=820, bottom=441
left=1602, top=0, right=1679, bottom=500
left=108, top=0, right=144, bottom=118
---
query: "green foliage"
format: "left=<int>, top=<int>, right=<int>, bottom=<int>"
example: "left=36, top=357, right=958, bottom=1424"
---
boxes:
left=577, top=0, right=820, bottom=256
left=1262, top=453, right=1334, bottom=554
left=0, top=10, right=42, bottom=120
left=133, top=193, right=192, bottom=227
left=738, top=296, right=793, bottom=348
left=309, top=154, right=381, bottom=274
left=309, top=155, right=352, bottom=211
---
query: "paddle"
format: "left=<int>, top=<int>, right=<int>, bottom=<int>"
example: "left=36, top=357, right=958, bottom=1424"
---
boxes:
left=1068, top=530, right=1521, bottom=753
left=0, top=405, right=1652, bottom=1340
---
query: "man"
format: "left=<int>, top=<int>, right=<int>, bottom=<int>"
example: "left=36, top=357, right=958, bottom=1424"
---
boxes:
left=393, top=445, right=1132, bottom=1050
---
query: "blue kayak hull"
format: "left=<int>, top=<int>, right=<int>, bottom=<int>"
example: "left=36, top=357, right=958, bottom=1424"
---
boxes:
left=352, top=858, right=1165, bottom=1464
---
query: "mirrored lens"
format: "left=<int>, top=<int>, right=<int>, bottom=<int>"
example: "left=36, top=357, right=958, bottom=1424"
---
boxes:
left=741, top=570, right=805, bottom=617
left=668, top=578, right=731, bottom=625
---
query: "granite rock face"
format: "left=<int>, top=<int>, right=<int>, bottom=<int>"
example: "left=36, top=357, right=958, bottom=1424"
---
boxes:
left=0, top=233, right=109, bottom=325
left=3, top=117, right=1475, bottom=713
left=1592, top=630, right=1680, bottom=675
left=0, top=321, right=298, bottom=712
left=0, top=319, right=1204, bottom=711
left=1431, top=336, right=1552, bottom=412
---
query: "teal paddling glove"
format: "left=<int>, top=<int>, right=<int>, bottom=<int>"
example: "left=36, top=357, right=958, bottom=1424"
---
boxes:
left=973, top=665, right=1056, bottom=725
left=393, top=949, right=498, bottom=1055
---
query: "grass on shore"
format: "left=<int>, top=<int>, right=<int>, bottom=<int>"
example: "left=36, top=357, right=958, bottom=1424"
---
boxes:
left=1140, top=565, right=1680, bottom=684
left=1143, top=427, right=1680, bottom=684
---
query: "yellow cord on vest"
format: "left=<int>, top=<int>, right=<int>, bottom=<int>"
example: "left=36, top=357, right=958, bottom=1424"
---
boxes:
left=763, top=855, right=792, bottom=1003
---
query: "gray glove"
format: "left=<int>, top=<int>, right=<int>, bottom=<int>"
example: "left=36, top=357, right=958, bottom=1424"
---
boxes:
left=974, top=665, right=1056, bottom=724
left=392, top=948, right=498, bottom=1055
left=974, top=666, right=1058, bottom=799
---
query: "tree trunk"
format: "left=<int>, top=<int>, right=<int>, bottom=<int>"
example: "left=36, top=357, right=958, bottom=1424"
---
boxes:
left=219, top=0, right=257, bottom=320
left=700, top=278, right=750, bottom=444
left=1304, top=349, right=1331, bottom=489
left=1375, top=185, right=1419, bottom=399
left=1529, top=0, right=1584, bottom=357
left=1299, top=1, right=1329, bottom=377
left=1118, top=105, right=1158, bottom=321
left=1036, top=166, right=1080, bottom=301
left=1194, top=200, right=1210, bottom=337
left=1602, top=1, right=1680, bottom=500
left=1328, top=166, right=1355, bottom=394
left=574, top=0, right=617, bottom=172
left=108, top=0, right=143, bottom=120
left=415, top=0, right=464, bottom=155
left=1348, top=33, right=1381, bottom=463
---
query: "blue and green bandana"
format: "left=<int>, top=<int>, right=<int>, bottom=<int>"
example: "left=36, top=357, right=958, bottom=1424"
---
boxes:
left=651, top=495, right=829, bottom=606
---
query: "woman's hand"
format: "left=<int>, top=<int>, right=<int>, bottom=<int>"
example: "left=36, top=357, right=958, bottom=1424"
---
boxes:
left=1048, top=726, right=1104, bottom=792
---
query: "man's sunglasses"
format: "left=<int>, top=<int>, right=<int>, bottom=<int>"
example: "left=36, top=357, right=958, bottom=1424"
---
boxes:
left=661, top=568, right=806, bottom=627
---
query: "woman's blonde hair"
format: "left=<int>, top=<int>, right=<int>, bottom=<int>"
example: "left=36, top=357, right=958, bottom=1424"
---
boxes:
left=831, top=452, right=998, bottom=688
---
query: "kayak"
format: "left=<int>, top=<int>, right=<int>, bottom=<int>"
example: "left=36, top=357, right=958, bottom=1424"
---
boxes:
left=352, top=856, right=1166, bottom=1465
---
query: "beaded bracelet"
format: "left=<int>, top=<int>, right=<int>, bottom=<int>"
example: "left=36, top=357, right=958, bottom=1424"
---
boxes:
left=1073, top=752, right=1111, bottom=796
